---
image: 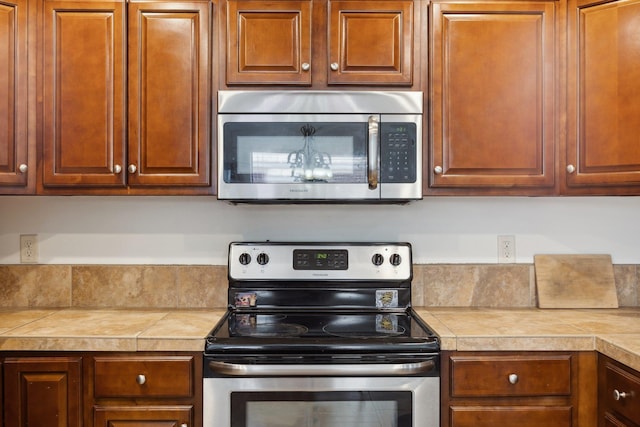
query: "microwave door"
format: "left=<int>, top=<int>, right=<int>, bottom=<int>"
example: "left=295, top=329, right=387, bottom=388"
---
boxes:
left=218, top=115, right=381, bottom=201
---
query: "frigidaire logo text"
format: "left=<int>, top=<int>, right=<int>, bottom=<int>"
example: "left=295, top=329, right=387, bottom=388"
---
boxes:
left=289, top=188, right=309, bottom=193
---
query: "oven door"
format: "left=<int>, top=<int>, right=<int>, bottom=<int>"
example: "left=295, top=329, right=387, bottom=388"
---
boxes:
left=203, top=362, right=440, bottom=427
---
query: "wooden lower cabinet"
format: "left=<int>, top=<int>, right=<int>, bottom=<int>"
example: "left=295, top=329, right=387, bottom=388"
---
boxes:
left=3, top=356, right=83, bottom=427
left=1, top=352, right=202, bottom=427
left=88, top=353, right=202, bottom=427
left=598, top=354, right=640, bottom=427
left=441, top=351, right=598, bottom=427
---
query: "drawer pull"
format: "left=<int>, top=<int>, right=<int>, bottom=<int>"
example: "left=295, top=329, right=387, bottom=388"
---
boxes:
left=613, top=389, right=632, bottom=400
left=508, top=373, right=519, bottom=384
left=136, top=374, right=146, bottom=385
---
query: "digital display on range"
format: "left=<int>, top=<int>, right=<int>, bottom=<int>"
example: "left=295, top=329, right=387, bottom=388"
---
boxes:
left=293, top=249, right=348, bottom=270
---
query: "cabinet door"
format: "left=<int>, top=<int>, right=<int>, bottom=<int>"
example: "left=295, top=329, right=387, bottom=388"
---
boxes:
left=3, top=357, right=82, bottom=427
left=0, top=0, right=31, bottom=192
left=225, top=0, right=312, bottom=84
left=430, top=1, right=556, bottom=192
left=128, top=0, right=211, bottom=187
left=566, top=0, right=640, bottom=193
left=327, top=0, right=413, bottom=85
left=94, top=406, right=192, bottom=427
left=41, top=0, right=127, bottom=187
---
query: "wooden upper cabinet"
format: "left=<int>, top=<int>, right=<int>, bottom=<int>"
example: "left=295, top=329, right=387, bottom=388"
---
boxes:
left=224, top=0, right=415, bottom=87
left=128, top=0, right=211, bottom=187
left=41, top=0, right=127, bottom=188
left=0, top=0, right=33, bottom=193
left=327, top=0, right=413, bottom=85
left=566, top=0, right=640, bottom=194
left=429, top=1, right=556, bottom=193
left=225, top=0, right=312, bottom=85
left=40, top=0, right=211, bottom=192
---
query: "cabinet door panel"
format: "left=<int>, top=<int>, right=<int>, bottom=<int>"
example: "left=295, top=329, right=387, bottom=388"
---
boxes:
left=566, top=0, right=640, bottom=189
left=0, top=0, right=29, bottom=190
left=450, top=406, right=572, bottom=427
left=41, top=0, right=126, bottom=187
left=3, top=357, right=82, bottom=427
left=226, top=0, right=312, bottom=84
left=128, top=1, right=211, bottom=186
left=328, top=0, right=413, bottom=85
left=430, top=2, right=555, bottom=190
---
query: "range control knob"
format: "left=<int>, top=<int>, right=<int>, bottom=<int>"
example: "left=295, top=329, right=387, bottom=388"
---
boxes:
left=256, top=252, right=269, bottom=266
left=390, top=254, right=402, bottom=266
left=372, top=253, right=384, bottom=266
left=238, top=253, right=251, bottom=265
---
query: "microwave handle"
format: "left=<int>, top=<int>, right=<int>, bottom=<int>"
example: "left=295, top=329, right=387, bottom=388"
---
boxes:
left=368, top=116, right=379, bottom=189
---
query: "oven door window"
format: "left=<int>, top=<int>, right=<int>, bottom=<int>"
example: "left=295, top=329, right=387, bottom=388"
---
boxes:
left=231, top=391, right=411, bottom=427
left=223, top=122, right=367, bottom=184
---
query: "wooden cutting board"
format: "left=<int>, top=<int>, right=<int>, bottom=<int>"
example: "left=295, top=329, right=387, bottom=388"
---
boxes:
left=534, top=254, right=619, bottom=308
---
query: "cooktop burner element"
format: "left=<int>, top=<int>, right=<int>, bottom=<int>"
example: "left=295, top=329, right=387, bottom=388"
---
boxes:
left=205, top=242, right=439, bottom=362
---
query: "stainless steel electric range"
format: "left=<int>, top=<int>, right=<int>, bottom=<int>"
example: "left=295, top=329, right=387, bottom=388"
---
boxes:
left=203, top=242, right=440, bottom=427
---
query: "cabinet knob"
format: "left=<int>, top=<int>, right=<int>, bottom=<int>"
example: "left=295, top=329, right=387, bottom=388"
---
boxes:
left=136, top=374, right=146, bottom=385
left=301, top=62, right=310, bottom=71
left=566, top=164, right=576, bottom=174
left=180, top=424, right=188, bottom=427
left=613, top=389, right=632, bottom=400
left=114, top=164, right=122, bottom=174
left=128, top=164, right=137, bottom=174
left=18, top=164, right=28, bottom=173
left=508, top=373, right=519, bottom=384
left=330, top=62, right=339, bottom=71
left=434, top=166, right=443, bottom=174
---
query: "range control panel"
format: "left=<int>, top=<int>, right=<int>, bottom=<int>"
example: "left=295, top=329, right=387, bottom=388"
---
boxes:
left=229, top=242, right=412, bottom=281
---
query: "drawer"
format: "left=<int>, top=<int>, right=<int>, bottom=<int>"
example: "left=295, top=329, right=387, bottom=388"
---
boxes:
left=602, top=361, right=640, bottom=425
left=604, top=412, right=638, bottom=427
left=93, top=355, right=194, bottom=398
left=450, top=354, right=572, bottom=397
left=450, top=406, right=572, bottom=427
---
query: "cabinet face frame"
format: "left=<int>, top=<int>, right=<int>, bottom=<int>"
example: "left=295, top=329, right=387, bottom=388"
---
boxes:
left=428, top=1, right=557, bottom=193
left=0, top=0, right=34, bottom=193
left=565, top=0, right=640, bottom=192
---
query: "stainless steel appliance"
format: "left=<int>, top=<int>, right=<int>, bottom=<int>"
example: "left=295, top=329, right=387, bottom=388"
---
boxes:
left=203, top=242, right=440, bottom=427
left=217, top=91, right=423, bottom=202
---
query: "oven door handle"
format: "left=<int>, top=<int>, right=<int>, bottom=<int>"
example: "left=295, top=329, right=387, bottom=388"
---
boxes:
left=208, top=359, right=436, bottom=376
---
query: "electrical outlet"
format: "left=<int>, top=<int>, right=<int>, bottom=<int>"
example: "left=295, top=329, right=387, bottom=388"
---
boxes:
left=20, top=234, right=38, bottom=264
left=498, top=235, right=515, bottom=263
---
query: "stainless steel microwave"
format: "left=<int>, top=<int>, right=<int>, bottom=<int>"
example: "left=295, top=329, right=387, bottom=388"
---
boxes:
left=217, top=91, right=423, bottom=202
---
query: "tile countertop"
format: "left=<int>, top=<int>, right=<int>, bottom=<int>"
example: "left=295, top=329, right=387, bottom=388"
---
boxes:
left=416, top=308, right=640, bottom=372
left=0, top=307, right=638, bottom=372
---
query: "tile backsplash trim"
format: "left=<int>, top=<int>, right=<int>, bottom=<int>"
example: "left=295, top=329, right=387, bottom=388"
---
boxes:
left=0, top=264, right=638, bottom=309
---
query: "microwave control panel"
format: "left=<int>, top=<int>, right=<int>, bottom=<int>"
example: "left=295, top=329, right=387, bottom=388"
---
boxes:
left=380, top=123, right=417, bottom=183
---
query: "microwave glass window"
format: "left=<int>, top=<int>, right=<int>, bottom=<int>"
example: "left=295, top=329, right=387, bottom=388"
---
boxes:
left=224, top=123, right=367, bottom=184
